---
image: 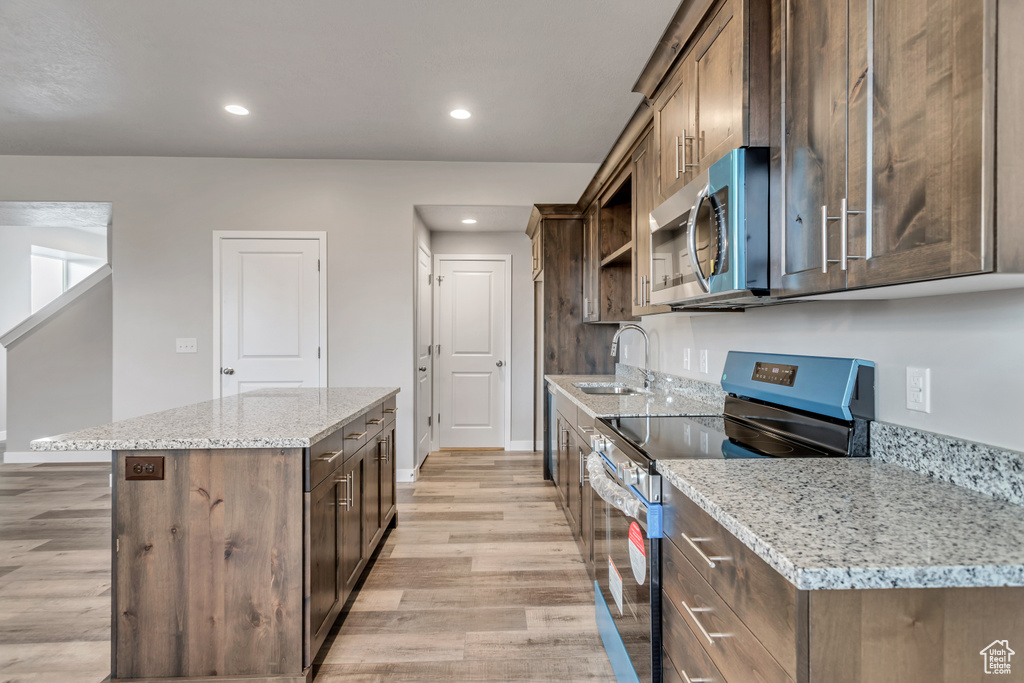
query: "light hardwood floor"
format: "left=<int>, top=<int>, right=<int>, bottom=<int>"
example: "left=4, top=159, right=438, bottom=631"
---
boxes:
left=0, top=451, right=614, bottom=682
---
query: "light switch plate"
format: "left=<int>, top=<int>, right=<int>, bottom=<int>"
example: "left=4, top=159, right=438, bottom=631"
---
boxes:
left=683, top=348, right=691, bottom=371
left=906, top=367, right=931, bottom=413
left=175, top=338, right=197, bottom=353
left=699, top=349, right=709, bottom=374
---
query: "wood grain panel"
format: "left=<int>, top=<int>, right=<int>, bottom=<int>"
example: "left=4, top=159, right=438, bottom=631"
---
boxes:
left=114, top=448, right=304, bottom=679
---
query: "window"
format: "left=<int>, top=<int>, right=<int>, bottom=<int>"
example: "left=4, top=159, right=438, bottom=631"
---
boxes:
left=30, top=246, right=106, bottom=314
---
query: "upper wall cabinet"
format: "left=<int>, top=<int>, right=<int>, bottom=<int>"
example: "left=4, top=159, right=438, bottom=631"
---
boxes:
left=778, top=0, right=992, bottom=296
left=632, top=129, right=672, bottom=315
left=654, top=0, right=770, bottom=204
left=582, top=166, right=638, bottom=324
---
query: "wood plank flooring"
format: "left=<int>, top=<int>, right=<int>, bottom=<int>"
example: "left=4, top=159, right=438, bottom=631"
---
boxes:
left=314, top=450, right=615, bottom=682
left=0, top=461, right=111, bottom=683
left=0, top=450, right=614, bottom=682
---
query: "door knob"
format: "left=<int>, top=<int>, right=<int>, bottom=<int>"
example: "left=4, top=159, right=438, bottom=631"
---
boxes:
left=221, top=367, right=235, bottom=375
left=418, top=366, right=427, bottom=372
left=496, top=360, right=504, bottom=367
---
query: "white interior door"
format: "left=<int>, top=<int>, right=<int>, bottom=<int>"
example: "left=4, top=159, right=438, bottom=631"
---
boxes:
left=219, top=237, right=323, bottom=396
left=416, top=244, right=433, bottom=467
left=437, top=257, right=509, bottom=449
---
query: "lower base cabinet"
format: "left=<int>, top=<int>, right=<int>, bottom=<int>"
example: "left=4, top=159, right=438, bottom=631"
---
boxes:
left=548, top=386, right=595, bottom=577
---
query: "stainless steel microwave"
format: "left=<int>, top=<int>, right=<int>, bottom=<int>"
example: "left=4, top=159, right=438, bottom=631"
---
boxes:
left=649, top=147, right=769, bottom=307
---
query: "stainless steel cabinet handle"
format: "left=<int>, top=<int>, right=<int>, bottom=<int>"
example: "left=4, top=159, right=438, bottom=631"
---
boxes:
left=840, top=197, right=865, bottom=270
left=578, top=448, right=589, bottom=484
left=821, top=205, right=842, bottom=273
left=378, top=437, right=386, bottom=461
left=680, top=129, right=697, bottom=176
left=346, top=431, right=367, bottom=440
left=639, top=275, right=646, bottom=307
left=681, top=671, right=713, bottom=683
left=675, top=135, right=681, bottom=179
left=337, top=474, right=350, bottom=510
left=366, top=417, right=383, bottom=425
left=221, top=367, right=235, bottom=375
left=318, top=449, right=343, bottom=464
left=496, top=360, right=504, bottom=367
left=383, top=407, right=397, bottom=414
left=348, top=472, right=354, bottom=508
left=681, top=533, right=718, bottom=569
left=578, top=426, right=595, bottom=434
left=681, top=601, right=725, bottom=647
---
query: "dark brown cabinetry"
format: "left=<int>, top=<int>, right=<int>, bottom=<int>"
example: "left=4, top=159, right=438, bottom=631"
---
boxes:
left=551, top=388, right=595, bottom=577
left=582, top=168, right=639, bottom=324
left=655, top=0, right=769, bottom=204
left=309, top=469, right=343, bottom=657
left=582, top=203, right=601, bottom=322
left=779, top=0, right=989, bottom=296
left=632, top=129, right=672, bottom=315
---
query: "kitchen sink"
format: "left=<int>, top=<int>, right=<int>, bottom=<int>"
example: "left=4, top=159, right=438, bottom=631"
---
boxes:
left=573, top=382, right=646, bottom=396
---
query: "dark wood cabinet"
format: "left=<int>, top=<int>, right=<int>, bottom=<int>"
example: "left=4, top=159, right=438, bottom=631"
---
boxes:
left=565, top=427, right=580, bottom=531
left=309, top=470, right=343, bottom=657
left=582, top=203, right=601, bottom=322
left=578, top=441, right=593, bottom=572
left=632, top=129, right=672, bottom=316
left=339, top=449, right=364, bottom=600
left=379, top=418, right=397, bottom=527
left=655, top=0, right=769, bottom=205
left=362, top=438, right=381, bottom=557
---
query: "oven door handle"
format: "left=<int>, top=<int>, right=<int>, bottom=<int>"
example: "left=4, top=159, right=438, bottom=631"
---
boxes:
left=587, top=453, right=643, bottom=520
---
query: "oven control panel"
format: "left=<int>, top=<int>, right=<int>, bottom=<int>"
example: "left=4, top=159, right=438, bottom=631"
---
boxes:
left=752, top=361, right=798, bottom=386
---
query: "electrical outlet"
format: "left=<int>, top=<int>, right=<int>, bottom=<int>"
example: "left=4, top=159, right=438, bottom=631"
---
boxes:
left=699, top=349, right=709, bottom=374
left=906, top=367, right=931, bottom=413
left=683, top=348, right=691, bottom=371
left=175, top=338, right=197, bottom=354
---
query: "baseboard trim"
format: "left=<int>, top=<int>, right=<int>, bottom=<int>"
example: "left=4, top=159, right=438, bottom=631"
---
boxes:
left=397, top=467, right=419, bottom=483
left=3, top=450, right=112, bottom=464
left=510, top=440, right=537, bottom=452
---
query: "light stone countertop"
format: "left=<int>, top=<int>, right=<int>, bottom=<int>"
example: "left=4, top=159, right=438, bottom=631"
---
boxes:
left=544, top=374, right=723, bottom=419
left=657, top=458, right=1024, bottom=590
left=30, top=387, right=399, bottom=451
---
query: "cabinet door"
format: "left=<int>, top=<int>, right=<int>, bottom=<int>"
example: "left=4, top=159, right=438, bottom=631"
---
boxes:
left=846, top=0, right=988, bottom=288
left=339, top=454, right=363, bottom=600
left=655, top=58, right=698, bottom=202
left=310, top=473, right=342, bottom=649
left=632, top=131, right=672, bottom=316
left=693, top=0, right=744, bottom=171
left=531, top=229, right=543, bottom=280
left=566, top=429, right=580, bottom=534
left=582, top=203, right=601, bottom=322
left=363, top=437, right=382, bottom=555
left=380, top=424, right=396, bottom=524
left=779, top=0, right=850, bottom=295
left=556, top=415, right=569, bottom=505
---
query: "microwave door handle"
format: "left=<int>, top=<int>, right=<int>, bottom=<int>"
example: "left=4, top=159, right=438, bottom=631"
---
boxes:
left=686, top=185, right=712, bottom=293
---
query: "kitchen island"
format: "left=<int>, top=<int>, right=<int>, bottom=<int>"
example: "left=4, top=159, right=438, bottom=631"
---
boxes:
left=31, top=387, right=399, bottom=683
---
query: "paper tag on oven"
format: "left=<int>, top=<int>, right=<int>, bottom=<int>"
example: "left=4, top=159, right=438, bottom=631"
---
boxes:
left=608, top=556, right=624, bottom=616
left=628, top=521, right=646, bottom=585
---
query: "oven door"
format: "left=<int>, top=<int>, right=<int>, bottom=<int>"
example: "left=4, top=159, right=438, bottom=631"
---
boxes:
left=590, top=455, right=661, bottom=683
left=649, top=167, right=729, bottom=306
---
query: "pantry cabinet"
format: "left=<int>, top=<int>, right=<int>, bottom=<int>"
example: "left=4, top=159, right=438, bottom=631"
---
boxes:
left=779, top=0, right=989, bottom=296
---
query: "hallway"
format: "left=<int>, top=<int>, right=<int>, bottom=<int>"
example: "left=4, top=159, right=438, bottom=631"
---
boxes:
left=315, top=449, right=616, bottom=681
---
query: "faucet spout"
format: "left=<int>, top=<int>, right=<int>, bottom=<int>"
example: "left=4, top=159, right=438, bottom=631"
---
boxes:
left=610, top=324, right=652, bottom=390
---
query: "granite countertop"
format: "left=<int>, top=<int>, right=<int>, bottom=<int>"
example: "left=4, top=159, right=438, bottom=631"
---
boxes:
left=545, top=374, right=723, bottom=419
left=657, top=458, right=1024, bottom=590
left=30, top=387, right=399, bottom=451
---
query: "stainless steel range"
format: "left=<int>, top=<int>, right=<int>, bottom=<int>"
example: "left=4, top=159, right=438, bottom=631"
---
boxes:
left=588, top=351, right=875, bottom=683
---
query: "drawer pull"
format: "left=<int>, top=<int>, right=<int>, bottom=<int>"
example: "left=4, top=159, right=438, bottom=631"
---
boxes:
left=366, top=417, right=384, bottom=425
left=579, top=426, right=596, bottom=434
left=681, top=533, right=718, bottom=569
left=681, top=671, right=713, bottom=683
left=318, top=449, right=343, bottom=464
left=346, top=431, right=367, bottom=440
left=681, top=601, right=726, bottom=647
left=383, top=407, right=398, bottom=414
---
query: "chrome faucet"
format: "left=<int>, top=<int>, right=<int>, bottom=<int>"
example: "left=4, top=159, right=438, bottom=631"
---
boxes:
left=610, top=324, right=652, bottom=390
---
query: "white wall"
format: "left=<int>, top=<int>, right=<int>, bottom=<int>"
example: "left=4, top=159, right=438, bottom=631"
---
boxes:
left=0, top=156, right=596, bottom=472
left=429, top=230, right=534, bottom=447
left=5, top=273, right=113, bottom=452
left=0, top=225, right=108, bottom=436
left=617, top=288, right=1024, bottom=451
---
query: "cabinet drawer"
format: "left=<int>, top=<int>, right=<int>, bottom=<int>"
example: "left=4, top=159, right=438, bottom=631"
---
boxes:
left=662, top=536, right=791, bottom=683
left=382, top=396, right=398, bottom=425
left=342, top=415, right=369, bottom=452
left=554, top=389, right=578, bottom=428
left=363, top=403, right=385, bottom=439
left=663, top=599, right=726, bottom=683
left=663, top=484, right=798, bottom=678
left=576, top=409, right=597, bottom=443
left=309, top=427, right=346, bottom=489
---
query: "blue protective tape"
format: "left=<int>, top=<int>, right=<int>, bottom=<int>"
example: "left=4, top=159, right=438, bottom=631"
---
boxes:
left=595, top=581, right=642, bottom=683
left=647, top=503, right=663, bottom=539
left=721, top=351, right=874, bottom=421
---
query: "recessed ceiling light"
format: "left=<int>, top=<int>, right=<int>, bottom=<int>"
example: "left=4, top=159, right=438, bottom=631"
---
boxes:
left=225, top=104, right=250, bottom=116
left=461, top=218, right=477, bottom=224
left=450, top=109, right=471, bottom=120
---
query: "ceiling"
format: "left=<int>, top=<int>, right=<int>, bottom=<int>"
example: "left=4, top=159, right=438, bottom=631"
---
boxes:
left=0, top=0, right=681, bottom=162
left=0, top=201, right=111, bottom=234
left=416, top=205, right=533, bottom=233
